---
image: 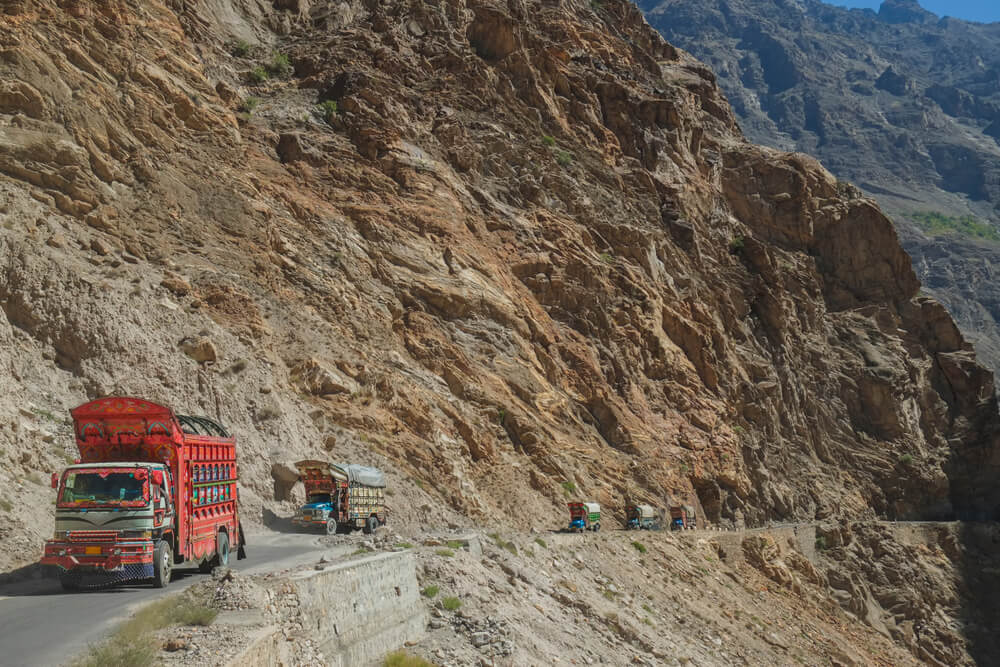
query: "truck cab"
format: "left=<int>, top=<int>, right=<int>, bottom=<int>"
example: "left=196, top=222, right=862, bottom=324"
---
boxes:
left=567, top=502, right=601, bottom=532
left=292, top=460, right=386, bottom=535
left=44, top=461, right=174, bottom=589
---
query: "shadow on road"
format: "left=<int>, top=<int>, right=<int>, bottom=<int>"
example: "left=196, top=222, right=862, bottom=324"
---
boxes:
left=0, top=566, right=198, bottom=597
left=262, top=507, right=309, bottom=534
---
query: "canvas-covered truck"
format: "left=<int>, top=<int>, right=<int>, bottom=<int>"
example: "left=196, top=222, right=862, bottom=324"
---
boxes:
left=568, top=502, right=601, bottom=532
left=625, top=504, right=659, bottom=530
left=669, top=505, right=696, bottom=531
left=41, top=397, right=245, bottom=590
left=291, top=460, right=387, bottom=535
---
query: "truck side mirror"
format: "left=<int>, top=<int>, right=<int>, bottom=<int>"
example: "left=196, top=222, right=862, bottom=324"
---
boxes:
left=51, top=472, right=59, bottom=489
left=151, top=470, right=164, bottom=486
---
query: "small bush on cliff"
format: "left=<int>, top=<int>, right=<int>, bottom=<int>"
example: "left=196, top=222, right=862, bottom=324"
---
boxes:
left=556, top=150, right=573, bottom=167
left=421, top=585, right=439, bottom=598
left=384, top=652, right=434, bottom=667
left=542, top=134, right=556, bottom=147
left=632, top=541, right=647, bottom=554
left=729, top=235, right=745, bottom=253
left=231, top=39, right=251, bottom=57
left=248, top=66, right=269, bottom=84
left=269, top=52, right=293, bottom=77
left=441, top=596, right=462, bottom=611
left=317, top=100, right=338, bottom=123
left=239, top=97, right=259, bottom=114
left=561, top=480, right=576, bottom=496
left=899, top=453, right=914, bottom=465
left=815, top=535, right=827, bottom=551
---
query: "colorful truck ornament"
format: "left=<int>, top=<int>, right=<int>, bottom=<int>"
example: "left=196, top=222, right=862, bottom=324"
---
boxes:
left=568, top=502, right=601, bottom=532
left=291, top=460, right=387, bottom=535
left=41, top=397, right=244, bottom=590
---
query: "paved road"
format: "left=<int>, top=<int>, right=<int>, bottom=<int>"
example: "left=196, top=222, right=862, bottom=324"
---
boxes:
left=0, top=532, right=331, bottom=667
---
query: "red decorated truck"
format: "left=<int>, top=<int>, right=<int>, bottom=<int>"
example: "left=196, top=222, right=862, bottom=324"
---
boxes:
left=41, top=397, right=245, bottom=590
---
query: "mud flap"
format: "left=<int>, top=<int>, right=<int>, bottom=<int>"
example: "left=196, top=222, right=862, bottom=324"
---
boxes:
left=237, top=520, right=247, bottom=560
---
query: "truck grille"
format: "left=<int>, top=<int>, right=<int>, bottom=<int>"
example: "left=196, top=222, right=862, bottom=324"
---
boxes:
left=68, top=530, right=117, bottom=542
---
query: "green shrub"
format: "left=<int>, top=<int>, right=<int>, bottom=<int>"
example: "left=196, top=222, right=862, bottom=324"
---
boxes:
left=269, top=52, right=292, bottom=77
left=441, top=596, right=461, bottom=611
left=899, top=453, right=914, bottom=465
left=435, top=548, right=454, bottom=558
left=729, top=235, right=745, bottom=253
left=0, top=498, right=12, bottom=512
left=352, top=546, right=373, bottom=556
left=317, top=100, right=338, bottom=122
left=555, top=150, right=573, bottom=167
left=542, top=135, right=556, bottom=147
left=535, top=537, right=547, bottom=548
left=631, top=541, right=647, bottom=554
left=232, top=40, right=251, bottom=57
left=599, top=252, right=614, bottom=264
left=74, top=639, right=157, bottom=667
left=561, top=480, right=576, bottom=496
left=421, top=584, right=440, bottom=598
left=446, top=540, right=464, bottom=550
left=395, top=542, right=414, bottom=549
left=384, top=652, right=435, bottom=667
left=74, top=593, right=216, bottom=667
left=249, top=66, right=269, bottom=84
left=815, top=535, right=827, bottom=551
left=909, top=211, right=1000, bottom=242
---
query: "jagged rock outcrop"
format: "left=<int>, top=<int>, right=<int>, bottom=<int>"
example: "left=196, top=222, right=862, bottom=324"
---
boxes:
left=640, top=0, right=1000, bottom=382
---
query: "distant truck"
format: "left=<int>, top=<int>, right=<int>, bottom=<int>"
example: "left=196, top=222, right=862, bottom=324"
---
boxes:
left=291, top=460, right=387, bottom=535
left=568, top=502, right=601, bottom=532
left=41, top=397, right=245, bottom=590
left=625, top=504, right=660, bottom=530
left=669, top=505, right=696, bottom=530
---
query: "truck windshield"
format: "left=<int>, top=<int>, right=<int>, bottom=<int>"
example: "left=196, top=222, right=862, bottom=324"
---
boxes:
left=59, top=469, right=149, bottom=507
left=307, top=493, right=331, bottom=504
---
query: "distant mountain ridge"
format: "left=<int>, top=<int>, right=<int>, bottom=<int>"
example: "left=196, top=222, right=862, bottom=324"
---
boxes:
left=640, top=0, right=1000, bottom=377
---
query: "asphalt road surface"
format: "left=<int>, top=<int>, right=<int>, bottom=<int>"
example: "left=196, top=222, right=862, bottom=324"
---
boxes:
left=0, top=532, right=330, bottom=667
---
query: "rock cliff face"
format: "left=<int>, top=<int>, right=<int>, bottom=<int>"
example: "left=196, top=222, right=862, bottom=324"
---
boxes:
left=639, top=0, right=1000, bottom=381
left=1, top=0, right=999, bottom=573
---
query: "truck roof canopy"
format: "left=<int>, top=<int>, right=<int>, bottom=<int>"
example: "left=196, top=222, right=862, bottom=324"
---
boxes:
left=70, top=397, right=234, bottom=465
left=294, top=460, right=386, bottom=488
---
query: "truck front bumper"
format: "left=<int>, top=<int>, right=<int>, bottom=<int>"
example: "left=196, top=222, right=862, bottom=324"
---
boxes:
left=42, top=539, right=155, bottom=580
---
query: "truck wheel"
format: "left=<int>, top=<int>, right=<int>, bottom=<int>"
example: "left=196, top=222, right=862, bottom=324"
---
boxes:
left=215, top=532, right=230, bottom=568
left=363, top=516, right=377, bottom=535
left=326, top=518, right=338, bottom=535
left=153, top=541, right=172, bottom=588
left=59, top=571, right=81, bottom=592
left=594, top=522, right=600, bottom=532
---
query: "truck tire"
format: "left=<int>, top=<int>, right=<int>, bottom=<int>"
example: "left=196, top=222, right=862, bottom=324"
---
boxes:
left=153, top=540, right=172, bottom=588
left=326, top=518, right=338, bottom=535
left=215, top=532, right=230, bottom=568
left=594, top=522, right=600, bottom=532
left=363, top=516, right=377, bottom=535
left=59, top=571, right=81, bottom=592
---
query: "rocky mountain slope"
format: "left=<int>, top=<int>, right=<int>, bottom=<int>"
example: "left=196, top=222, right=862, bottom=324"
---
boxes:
left=639, top=0, right=1000, bottom=377
left=2, top=0, right=1000, bottom=662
